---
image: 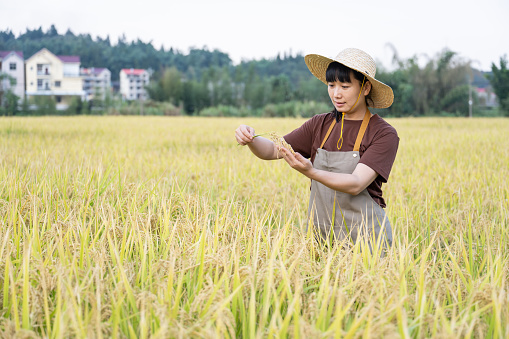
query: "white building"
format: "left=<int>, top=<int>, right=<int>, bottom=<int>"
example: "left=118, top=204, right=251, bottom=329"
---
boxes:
left=80, top=67, right=111, bottom=100
left=25, top=48, right=86, bottom=110
left=120, top=68, right=150, bottom=100
left=476, top=87, right=498, bottom=108
left=0, top=51, right=25, bottom=100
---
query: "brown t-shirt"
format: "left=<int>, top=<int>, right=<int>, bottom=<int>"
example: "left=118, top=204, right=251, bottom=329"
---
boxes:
left=284, top=111, right=399, bottom=208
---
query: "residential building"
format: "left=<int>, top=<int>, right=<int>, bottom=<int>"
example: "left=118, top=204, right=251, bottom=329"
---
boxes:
left=0, top=51, right=25, bottom=100
left=80, top=67, right=111, bottom=100
left=25, top=48, right=85, bottom=110
left=120, top=68, right=150, bottom=100
left=476, top=87, right=498, bottom=108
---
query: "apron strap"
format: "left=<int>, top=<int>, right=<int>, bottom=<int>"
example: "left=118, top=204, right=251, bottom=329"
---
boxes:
left=319, top=118, right=336, bottom=149
left=353, top=109, right=371, bottom=152
left=319, top=109, right=372, bottom=151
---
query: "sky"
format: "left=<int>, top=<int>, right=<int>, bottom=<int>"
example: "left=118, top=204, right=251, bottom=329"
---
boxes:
left=1, top=0, right=508, bottom=71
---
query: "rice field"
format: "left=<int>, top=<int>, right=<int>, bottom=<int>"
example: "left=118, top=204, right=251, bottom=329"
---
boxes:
left=0, top=115, right=508, bottom=338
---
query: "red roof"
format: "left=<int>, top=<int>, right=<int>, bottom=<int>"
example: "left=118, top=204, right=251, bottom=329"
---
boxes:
left=81, top=67, right=107, bottom=75
left=0, top=51, right=24, bottom=59
left=58, top=55, right=80, bottom=63
left=121, top=68, right=147, bottom=75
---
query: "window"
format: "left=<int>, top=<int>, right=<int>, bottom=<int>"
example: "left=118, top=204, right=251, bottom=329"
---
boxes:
left=56, top=96, right=62, bottom=103
left=9, top=63, right=16, bottom=70
left=37, top=79, right=43, bottom=87
left=37, top=64, right=43, bottom=72
left=55, top=81, right=61, bottom=87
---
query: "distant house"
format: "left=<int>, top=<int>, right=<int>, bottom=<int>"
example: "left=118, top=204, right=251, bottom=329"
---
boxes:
left=476, top=87, right=498, bottom=108
left=25, top=48, right=86, bottom=110
left=120, top=68, right=150, bottom=100
left=80, top=67, right=111, bottom=100
left=0, top=51, right=25, bottom=100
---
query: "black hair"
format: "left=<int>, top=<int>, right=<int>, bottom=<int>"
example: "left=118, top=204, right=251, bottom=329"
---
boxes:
left=325, top=62, right=365, bottom=84
left=326, top=62, right=372, bottom=120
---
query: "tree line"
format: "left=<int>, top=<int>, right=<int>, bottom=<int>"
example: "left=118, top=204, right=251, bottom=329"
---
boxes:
left=1, top=26, right=508, bottom=117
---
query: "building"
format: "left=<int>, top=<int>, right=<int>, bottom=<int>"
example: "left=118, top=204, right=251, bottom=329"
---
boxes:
left=25, top=48, right=86, bottom=110
left=0, top=51, right=25, bottom=100
left=120, top=68, right=150, bottom=100
left=476, top=87, right=498, bottom=108
left=80, top=67, right=111, bottom=100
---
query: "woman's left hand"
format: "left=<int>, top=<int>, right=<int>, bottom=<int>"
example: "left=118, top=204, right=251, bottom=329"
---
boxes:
left=278, top=146, right=314, bottom=175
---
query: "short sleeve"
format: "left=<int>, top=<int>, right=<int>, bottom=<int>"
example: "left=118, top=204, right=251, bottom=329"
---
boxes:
left=359, top=131, right=399, bottom=182
left=283, top=117, right=317, bottom=159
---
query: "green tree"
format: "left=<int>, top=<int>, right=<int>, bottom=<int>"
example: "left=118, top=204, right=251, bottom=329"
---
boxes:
left=296, top=77, right=329, bottom=103
left=383, top=48, right=471, bottom=116
left=146, top=67, right=183, bottom=104
left=66, top=97, right=83, bottom=115
left=216, top=68, right=234, bottom=106
left=244, top=76, right=268, bottom=109
left=161, top=67, right=183, bottom=105
left=31, top=96, right=56, bottom=115
left=488, top=55, right=509, bottom=116
left=182, top=81, right=196, bottom=115
left=20, top=97, right=30, bottom=115
left=0, top=73, right=19, bottom=116
left=376, top=66, right=414, bottom=117
left=3, top=92, right=19, bottom=116
left=268, top=75, right=293, bottom=104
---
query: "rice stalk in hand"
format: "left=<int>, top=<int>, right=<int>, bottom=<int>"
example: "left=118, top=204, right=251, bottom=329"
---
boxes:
left=268, top=132, right=295, bottom=157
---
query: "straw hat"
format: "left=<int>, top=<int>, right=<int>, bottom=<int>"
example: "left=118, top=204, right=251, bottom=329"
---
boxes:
left=305, top=48, right=393, bottom=108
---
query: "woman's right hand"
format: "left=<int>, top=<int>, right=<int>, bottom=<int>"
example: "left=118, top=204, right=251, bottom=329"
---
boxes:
left=235, top=124, right=256, bottom=146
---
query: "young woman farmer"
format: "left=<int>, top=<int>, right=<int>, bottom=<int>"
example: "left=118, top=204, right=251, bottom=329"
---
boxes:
left=235, top=48, right=399, bottom=250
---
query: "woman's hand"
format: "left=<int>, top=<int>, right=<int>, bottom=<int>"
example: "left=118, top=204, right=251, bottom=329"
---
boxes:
left=278, top=146, right=314, bottom=175
left=235, top=125, right=255, bottom=146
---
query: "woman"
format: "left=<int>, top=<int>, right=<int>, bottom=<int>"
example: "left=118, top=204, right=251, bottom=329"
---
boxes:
left=235, top=48, right=399, bottom=251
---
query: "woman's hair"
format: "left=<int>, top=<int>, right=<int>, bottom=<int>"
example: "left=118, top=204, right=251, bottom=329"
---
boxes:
left=325, top=62, right=365, bottom=84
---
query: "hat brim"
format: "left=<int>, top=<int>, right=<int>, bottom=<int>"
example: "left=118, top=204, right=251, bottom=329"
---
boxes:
left=305, top=54, right=394, bottom=109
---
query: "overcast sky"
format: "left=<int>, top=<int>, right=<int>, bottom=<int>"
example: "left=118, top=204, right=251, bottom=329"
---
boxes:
left=1, top=0, right=507, bottom=71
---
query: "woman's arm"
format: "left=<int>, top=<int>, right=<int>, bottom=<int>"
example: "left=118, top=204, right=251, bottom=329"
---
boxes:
left=278, top=147, right=378, bottom=195
left=235, top=124, right=280, bottom=160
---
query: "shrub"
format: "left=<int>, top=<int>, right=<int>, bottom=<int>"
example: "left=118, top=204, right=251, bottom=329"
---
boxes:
left=107, top=100, right=181, bottom=116
left=199, top=105, right=251, bottom=117
left=261, top=100, right=331, bottom=118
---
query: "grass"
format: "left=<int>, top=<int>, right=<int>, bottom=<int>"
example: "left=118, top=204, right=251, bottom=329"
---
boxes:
left=0, top=115, right=508, bottom=338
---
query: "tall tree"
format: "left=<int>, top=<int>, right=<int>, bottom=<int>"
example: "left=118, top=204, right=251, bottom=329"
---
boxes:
left=488, top=55, right=509, bottom=116
left=0, top=73, right=18, bottom=115
left=268, top=75, right=293, bottom=104
left=161, top=67, right=183, bottom=105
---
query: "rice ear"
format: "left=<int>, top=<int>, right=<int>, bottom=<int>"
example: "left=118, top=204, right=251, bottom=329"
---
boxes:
left=268, top=132, right=295, bottom=157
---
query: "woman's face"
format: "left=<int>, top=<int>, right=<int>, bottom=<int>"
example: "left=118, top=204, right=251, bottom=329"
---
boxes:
left=327, top=73, right=370, bottom=114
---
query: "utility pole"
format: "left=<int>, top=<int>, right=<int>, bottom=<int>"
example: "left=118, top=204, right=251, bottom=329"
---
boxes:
left=468, top=65, right=473, bottom=118
left=468, top=79, right=473, bottom=118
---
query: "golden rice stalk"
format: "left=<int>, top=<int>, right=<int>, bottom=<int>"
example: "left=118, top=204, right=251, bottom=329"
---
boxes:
left=268, top=132, right=295, bottom=157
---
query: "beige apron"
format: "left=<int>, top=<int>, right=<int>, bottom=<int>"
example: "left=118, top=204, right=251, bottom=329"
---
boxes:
left=307, top=110, right=393, bottom=251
